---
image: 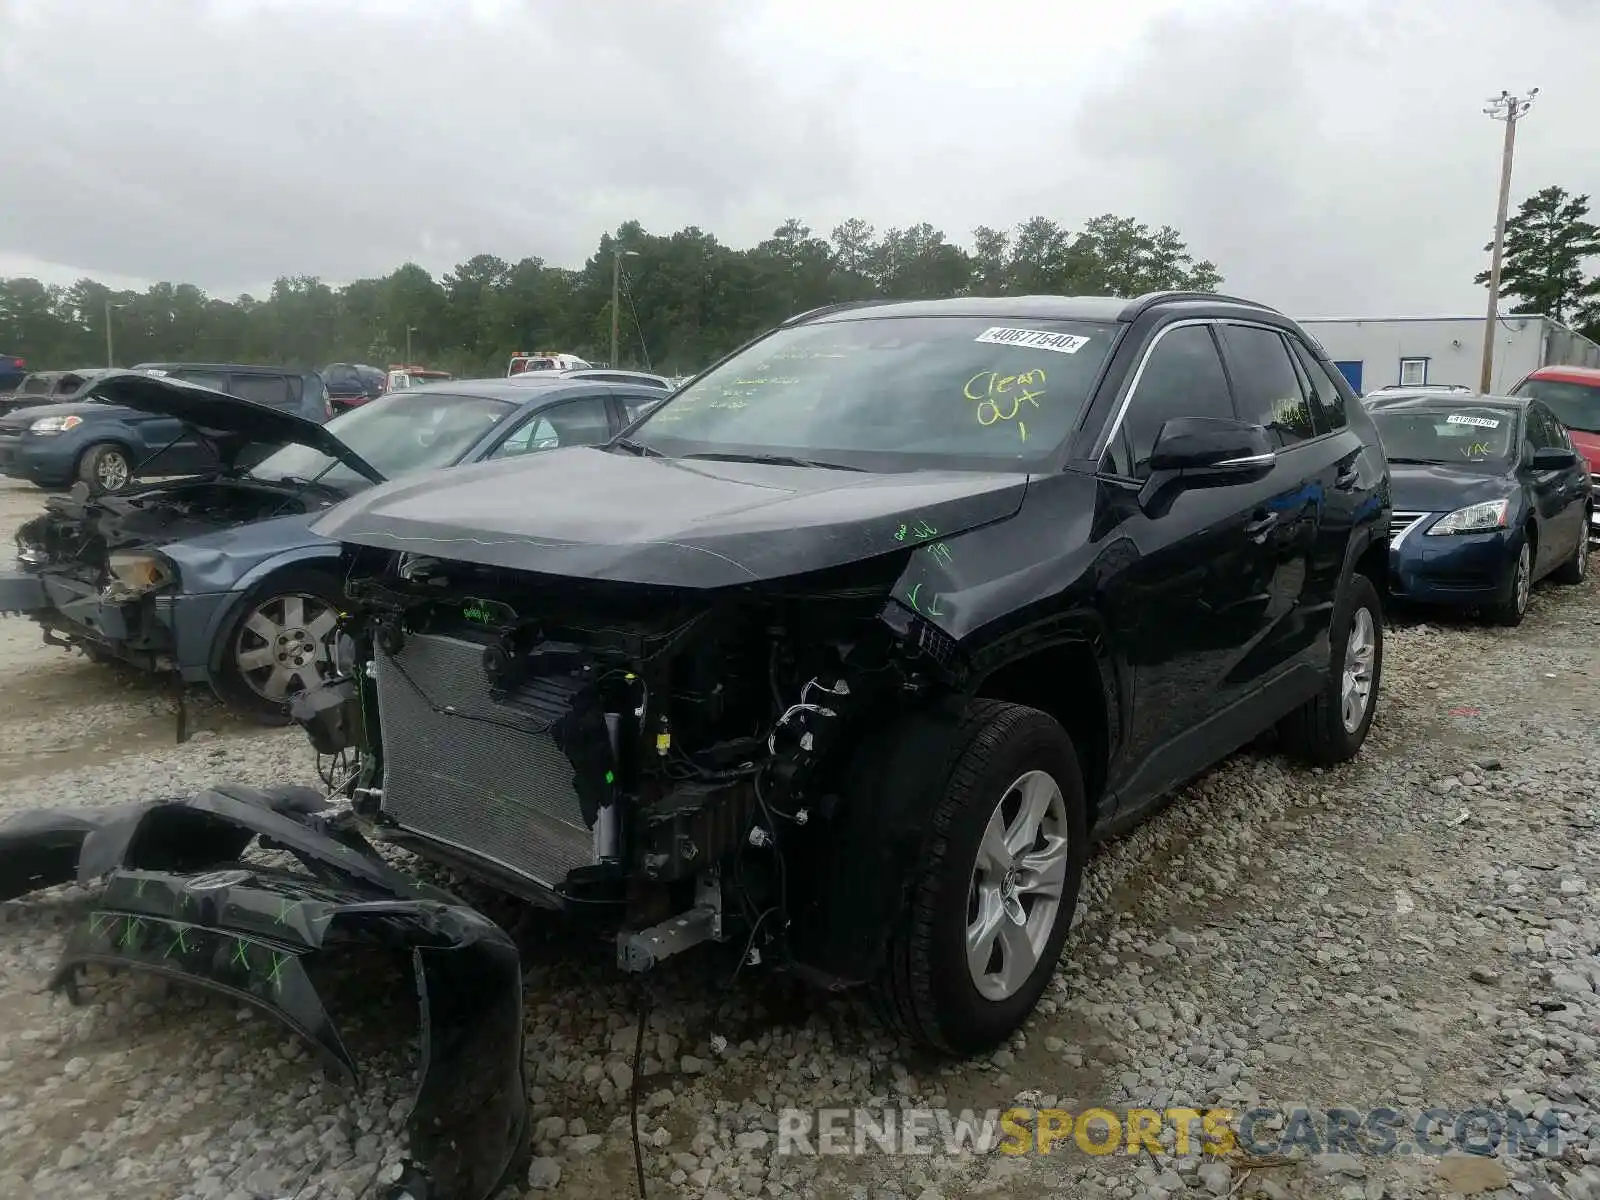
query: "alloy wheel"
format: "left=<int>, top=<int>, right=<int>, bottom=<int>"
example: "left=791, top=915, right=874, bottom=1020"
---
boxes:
left=232, top=592, right=340, bottom=702
left=1340, top=606, right=1376, bottom=733
left=965, top=769, right=1071, bottom=1002
left=96, top=451, right=129, bottom=491
left=1514, top=543, right=1531, bottom=614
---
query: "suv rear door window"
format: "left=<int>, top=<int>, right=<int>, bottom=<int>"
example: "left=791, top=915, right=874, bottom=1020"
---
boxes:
left=227, top=373, right=294, bottom=410
left=1110, top=323, right=1234, bottom=478
left=1288, top=340, right=1349, bottom=432
left=1220, top=324, right=1317, bottom=449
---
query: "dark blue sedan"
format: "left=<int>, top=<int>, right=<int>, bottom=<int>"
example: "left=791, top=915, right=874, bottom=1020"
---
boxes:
left=0, top=371, right=662, bottom=717
left=1371, top=394, right=1591, bottom=625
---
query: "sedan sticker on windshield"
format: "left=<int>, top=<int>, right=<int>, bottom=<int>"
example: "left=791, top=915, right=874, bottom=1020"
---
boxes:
left=1445, top=413, right=1501, bottom=429
left=974, top=327, right=1091, bottom=355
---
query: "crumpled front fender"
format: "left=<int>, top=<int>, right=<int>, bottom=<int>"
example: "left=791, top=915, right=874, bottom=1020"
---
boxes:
left=3, top=784, right=529, bottom=1200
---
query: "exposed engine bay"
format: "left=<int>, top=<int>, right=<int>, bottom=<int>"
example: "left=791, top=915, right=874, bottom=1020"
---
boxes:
left=292, top=541, right=960, bottom=980
left=17, top=477, right=321, bottom=578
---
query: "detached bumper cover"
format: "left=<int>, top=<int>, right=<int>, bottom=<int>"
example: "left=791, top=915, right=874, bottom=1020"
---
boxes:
left=0, top=568, right=48, bottom=616
left=0, top=784, right=529, bottom=1200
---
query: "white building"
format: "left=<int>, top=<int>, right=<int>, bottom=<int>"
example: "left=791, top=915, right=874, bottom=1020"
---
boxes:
left=1297, top=313, right=1600, bottom=395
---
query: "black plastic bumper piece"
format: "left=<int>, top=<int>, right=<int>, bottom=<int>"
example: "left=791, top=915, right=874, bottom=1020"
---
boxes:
left=1, top=784, right=529, bottom=1200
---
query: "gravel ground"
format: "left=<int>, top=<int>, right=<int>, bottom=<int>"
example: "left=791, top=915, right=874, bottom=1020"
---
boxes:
left=0, top=475, right=1596, bottom=1200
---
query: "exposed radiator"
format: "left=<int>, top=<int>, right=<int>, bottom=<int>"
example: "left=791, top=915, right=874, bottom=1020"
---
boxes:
left=373, top=631, right=598, bottom=889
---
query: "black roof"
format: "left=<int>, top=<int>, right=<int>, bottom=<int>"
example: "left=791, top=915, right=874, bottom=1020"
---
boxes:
left=793, top=290, right=1281, bottom=327
left=404, top=378, right=618, bottom=404
left=1366, top=393, right=1529, bottom=413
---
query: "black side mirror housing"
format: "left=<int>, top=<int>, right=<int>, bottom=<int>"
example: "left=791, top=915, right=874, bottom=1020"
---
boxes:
left=1531, top=446, right=1578, bottom=471
left=1148, top=417, right=1276, bottom=478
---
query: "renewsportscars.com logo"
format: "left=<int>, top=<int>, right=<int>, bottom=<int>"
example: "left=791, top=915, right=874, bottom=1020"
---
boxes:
left=775, top=1106, right=1564, bottom=1158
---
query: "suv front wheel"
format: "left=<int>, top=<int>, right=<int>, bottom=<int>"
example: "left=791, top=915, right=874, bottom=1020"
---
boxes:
left=1277, top=571, right=1383, bottom=764
left=874, top=700, right=1088, bottom=1055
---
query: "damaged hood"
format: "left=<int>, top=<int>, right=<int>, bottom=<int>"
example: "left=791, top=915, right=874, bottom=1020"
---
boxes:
left=84, top=371, right=385, bottom=484
left=311, top=446, right=1031, bottom=587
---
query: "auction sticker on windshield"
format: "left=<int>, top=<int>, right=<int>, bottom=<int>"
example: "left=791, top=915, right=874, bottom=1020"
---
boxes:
left=1445, top=413, right=1501, bottom=429
left=974, top=328, right=1091, bottom=355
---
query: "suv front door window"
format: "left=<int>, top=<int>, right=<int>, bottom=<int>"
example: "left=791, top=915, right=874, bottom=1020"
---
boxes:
left=1107, top=323, right=1234, bottom=478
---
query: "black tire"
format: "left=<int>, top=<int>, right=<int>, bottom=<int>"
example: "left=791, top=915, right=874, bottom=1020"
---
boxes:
left=1553, top=519, right=1589, bottom=585
left=212, top=567, right=345, bottom=723
left=1278, top=570, right=1383, bottom=765
left=872, top=699, right=1088, bottom=1056
left=76, top=442, right=133, bottom=493
left=1486, top=535, right=1533, bottom=627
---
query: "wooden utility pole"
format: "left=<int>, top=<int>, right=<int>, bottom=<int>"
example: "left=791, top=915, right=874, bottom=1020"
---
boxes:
left=1480, top=89, right=1537, bottom=393
left=611, top=249, right=639, bottom=367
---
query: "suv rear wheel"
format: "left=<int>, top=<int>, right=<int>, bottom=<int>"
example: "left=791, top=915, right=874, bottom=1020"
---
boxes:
left=1278, top=571, right=1383, bottom=764
left=873, top=699, right=1087, bottom=1055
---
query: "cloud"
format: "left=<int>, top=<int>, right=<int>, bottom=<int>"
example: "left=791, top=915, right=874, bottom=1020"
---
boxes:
left=0, top=0, right=861, bottom=291
left=2, top=0, right=1597, bottom=320
left=1065, top=0, right=1600, bottom=316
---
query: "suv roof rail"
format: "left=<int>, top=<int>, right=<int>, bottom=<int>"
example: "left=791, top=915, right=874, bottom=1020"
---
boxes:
left=1119, top=291, right=1280, bottom=320
left=781, top=299, right=887, bottom=326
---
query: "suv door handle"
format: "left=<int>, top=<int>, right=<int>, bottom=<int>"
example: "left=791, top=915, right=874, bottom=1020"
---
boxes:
left=1245, top=512, right=1280, bottom=543
left=1334, top=464, right=1360, bottom=490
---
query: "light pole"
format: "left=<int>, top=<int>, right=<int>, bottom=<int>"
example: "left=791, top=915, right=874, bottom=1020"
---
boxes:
left=611, top=249, right=640, bottom=367
left=1480, top=88, right=1538, bottom=393
left=405, top=325, right=418, bottom=365
left=104, top=298, right=128, bottom=367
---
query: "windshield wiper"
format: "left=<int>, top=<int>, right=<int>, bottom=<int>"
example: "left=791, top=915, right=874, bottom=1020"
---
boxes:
left=612, top=437, right=664, bottom=457
left=679, top=451, right=868, bottom=472
left=1385, top=456, right=1448, bottom=465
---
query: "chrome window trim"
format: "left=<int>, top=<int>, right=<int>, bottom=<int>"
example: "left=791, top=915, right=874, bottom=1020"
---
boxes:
left=1213, top=452, right=1276, bottom=468
left=1096, top=315, right=1317, bottom=463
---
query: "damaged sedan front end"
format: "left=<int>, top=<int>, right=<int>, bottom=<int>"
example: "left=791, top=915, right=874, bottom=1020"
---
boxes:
left=2, top=369, right=384, bottom=705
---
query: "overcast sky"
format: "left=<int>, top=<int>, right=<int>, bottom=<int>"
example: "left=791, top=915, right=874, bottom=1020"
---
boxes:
left=2, top=0, right=1594, bottom=318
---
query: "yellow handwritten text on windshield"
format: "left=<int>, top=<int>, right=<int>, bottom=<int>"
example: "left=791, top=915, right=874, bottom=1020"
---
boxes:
left=965, top=368, right=1045, bottom=441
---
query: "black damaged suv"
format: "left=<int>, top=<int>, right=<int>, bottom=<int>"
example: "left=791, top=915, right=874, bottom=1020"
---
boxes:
left=0, top=292, right=1391, bottom=1195
left=4, top=292, right=1392, bottom=1142
left=292, top=290, right=1391, bottom=1053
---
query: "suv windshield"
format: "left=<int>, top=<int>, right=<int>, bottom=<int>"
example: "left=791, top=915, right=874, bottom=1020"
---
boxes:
left=1512, top=378, right=1600, bottom=433
left=1371, top=405, right=1518, bottom=466
left=248, top=392, right=513, bottom=488
left=630, top=315, right=1119, bottom=468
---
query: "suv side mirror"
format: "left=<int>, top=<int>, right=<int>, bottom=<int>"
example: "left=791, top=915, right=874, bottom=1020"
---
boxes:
left=1147, top=417, right=1276, bottom=479
left=1531, top=446, right=1577, bottom=471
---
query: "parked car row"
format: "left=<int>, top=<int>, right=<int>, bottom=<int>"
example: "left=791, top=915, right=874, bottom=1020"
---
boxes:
left=0, top=362, right=333, bottom=491
left=0, top=291, right=1591, bottom=1200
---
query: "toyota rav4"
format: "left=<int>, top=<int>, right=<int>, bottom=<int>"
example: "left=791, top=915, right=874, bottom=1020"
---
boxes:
left=0, top=291, right=1391, bottom=1199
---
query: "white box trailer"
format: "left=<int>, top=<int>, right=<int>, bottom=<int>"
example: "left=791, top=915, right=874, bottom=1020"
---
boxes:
left=1298, top=313, right=1600, bottom=395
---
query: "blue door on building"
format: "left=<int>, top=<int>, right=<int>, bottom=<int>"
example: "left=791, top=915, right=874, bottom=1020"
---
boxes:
left=1333, top=361, right=1363, bottom=393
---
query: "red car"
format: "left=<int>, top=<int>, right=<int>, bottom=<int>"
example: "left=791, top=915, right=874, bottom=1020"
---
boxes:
left=1510, top=364, right=1600, bottom=538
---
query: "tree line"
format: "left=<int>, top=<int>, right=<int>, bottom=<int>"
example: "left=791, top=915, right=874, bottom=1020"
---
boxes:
left=0, top=214, right=1222, bottom=379
left=1476, top=185, right=1600, bottom=339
